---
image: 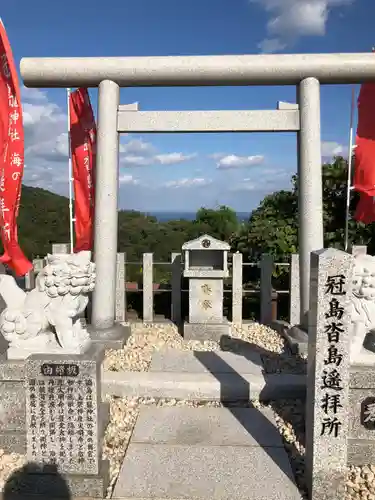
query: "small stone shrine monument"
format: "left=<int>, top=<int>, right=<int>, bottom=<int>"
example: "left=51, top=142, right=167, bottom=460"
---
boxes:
left=182, top=234, right=230, bottom=341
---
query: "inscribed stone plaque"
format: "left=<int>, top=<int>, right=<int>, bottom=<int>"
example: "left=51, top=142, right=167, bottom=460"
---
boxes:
left=25, top=347, right=103, bottom=475
left=305, top=248, right=353, bottom=500
left=189, top=279, right=223, bottom=324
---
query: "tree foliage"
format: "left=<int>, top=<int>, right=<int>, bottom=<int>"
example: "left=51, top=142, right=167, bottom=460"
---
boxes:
left=195, top=205, right=239, bottom=241
left=231, top=156, right=375, bottom=261
left=6, top=157, right=375, bottom=285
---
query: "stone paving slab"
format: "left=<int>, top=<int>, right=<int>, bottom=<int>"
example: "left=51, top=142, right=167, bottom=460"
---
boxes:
left=132, top=406, right=283, bottom=447
left=150, top=348, right=263, bottom=375
left=114, top=444, right=301, bottom=500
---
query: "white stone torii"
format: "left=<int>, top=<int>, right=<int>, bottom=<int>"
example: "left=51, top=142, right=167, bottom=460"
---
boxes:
left=20, top=53, right=375, bottom=339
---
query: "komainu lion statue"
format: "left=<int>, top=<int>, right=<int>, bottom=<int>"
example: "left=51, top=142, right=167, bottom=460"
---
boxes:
left=350, top=253, right=375, bottom=364
left=0, top=251, right=95, bottom=359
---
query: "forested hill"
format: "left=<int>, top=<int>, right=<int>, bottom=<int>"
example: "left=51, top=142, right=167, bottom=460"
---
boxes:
left=3, top=157, right=373, bottom=283
left=10, top=185, right=241, bottom=271
left=16, top=185, right=71, bottom=258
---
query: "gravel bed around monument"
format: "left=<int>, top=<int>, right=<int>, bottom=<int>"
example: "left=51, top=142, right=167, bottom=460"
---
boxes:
left=103, top=322, right=307, bottom=374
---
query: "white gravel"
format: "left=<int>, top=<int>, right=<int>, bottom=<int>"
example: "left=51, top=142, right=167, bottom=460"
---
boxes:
left=103, top=321, right=306, bottom=374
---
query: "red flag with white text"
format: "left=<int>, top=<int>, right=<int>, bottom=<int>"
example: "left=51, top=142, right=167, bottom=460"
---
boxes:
left=353, top=54, right=375, bottom=223
left=0, top=19, right=32, bottom=275
left=69, top=88, right=96, bottom=252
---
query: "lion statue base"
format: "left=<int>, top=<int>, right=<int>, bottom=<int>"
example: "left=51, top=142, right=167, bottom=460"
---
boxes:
left=0, top=251, right=95, bottom=360
left=350, top=253, right=375, bottom=365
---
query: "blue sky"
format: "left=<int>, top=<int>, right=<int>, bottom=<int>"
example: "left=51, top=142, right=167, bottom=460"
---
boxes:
left=2, top=0, right=374, bottom=212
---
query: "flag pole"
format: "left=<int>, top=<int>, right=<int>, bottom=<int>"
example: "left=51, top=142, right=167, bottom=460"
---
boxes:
left=67, top=88, right=74, bottom=254
left=344, top=85, right=356, bottom=252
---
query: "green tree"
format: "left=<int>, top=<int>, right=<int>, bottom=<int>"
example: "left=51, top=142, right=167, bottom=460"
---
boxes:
left=195, top=205, right=239, bottom=241
left=231, top=155, right=375, bottom=262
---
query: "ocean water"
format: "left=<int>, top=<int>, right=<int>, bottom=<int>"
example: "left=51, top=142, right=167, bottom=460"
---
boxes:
left=147, top=211, right=250, bottom=222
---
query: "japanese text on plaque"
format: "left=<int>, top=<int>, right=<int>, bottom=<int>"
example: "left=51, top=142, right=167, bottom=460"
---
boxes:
left=320, top=274, right=346, bottom=438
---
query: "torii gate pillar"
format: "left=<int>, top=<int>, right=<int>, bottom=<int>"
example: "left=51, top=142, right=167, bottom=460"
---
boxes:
left=297, top=77, right=324, bottom=328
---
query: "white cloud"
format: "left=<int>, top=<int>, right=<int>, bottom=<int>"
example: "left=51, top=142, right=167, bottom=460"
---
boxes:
left=230, top=168, right=291, bottom=192
left=155, top=152, right=197, bottom=165
left=21, top=86, right=48, bottom=103
left=163, top=177, right=213, bottom=189
left=252, top=0, right=353, bottom=53
left=119, top=174, right=139, bottom=185
left=119, top=135, right=197, bottom=167
left=20, top=87, right=197, bottom=194
left=119, top=138, right=155, bottom=155
left=216, top=154, right=265, bottom=169
left=121, top=150, right=197, bottom=167
left=121, top=155, right=153, bottom=167
left=231, top=182, right=257, bottom=192
left=21, top=87, right=70, bottom=192
left=321, top=140, right=348, bottom=158
left=258, top=38, right=286, bottom=54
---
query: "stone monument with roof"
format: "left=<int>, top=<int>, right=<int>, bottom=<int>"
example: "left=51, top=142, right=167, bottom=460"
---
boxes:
left=182, top=234, right=231, bottom=341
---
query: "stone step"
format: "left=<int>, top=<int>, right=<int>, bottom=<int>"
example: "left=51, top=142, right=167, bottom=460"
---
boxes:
left=103, top=348, right=306, bottom=401
left=102, top=370, right=306, bottom=400
left=113, top=406, right=301, bottom=500
left=131, top=406, right=284, bottom=447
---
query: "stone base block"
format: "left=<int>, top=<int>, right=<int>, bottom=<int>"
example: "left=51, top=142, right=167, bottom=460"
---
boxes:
left=270, top=320, right=308, bottom=356
left=88, top=322, right=131, bottom=350
left=6, top=339, right=92, bottom=361
left=0, top=460, right=109, bottom=499
left=348, top=439, right=375, bottom=465
left=183, top=322, right=231, bottom=341
left=150, top=348, right=263, bottom=375
left=102, top=370, right=306, bottom=401
left=99, top=402, right=110, bottom=441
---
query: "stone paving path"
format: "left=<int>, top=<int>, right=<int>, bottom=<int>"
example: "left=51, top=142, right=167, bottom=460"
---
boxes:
left=113, top=349, right=303, bottom=500
left=114, top=406, right=301, bottom=499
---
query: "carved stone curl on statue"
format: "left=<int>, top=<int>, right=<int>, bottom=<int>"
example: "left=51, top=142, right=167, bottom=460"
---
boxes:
left=351, top=254, right=375, bottom=364
left=0, top=251, right=95, bottom=360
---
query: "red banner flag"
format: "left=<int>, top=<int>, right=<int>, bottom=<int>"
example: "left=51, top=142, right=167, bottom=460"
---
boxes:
left=69, top=88, right=96, bottom=252
left=353, top=57, right=375, bottom=223
left=0, top=19, right=32, bottom=275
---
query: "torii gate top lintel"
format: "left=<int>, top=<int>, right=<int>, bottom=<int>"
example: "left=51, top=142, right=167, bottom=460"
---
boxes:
left=23, top=51, right=367, bottom=335
left=20, top=52, right=375, bottom=88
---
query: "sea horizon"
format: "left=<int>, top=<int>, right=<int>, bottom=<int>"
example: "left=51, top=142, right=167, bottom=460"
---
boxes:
left=143, top=210, right=250, bottom=222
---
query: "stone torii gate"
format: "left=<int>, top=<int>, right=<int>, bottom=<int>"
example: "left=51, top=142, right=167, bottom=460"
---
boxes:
left=20, top=53, right=375, bottom=340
